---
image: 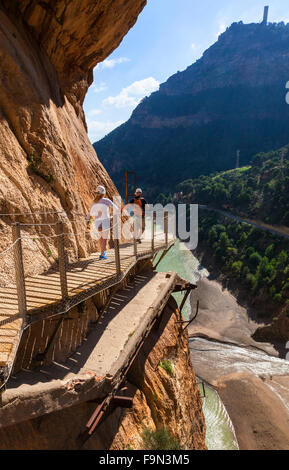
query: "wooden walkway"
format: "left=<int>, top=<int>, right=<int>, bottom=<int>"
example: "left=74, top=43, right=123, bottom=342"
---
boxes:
left=0, top=235, right=174, bottom=375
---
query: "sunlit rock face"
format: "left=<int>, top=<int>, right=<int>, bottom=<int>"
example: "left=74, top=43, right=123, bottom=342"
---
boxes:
left=0, top=0, right=146, bottom=265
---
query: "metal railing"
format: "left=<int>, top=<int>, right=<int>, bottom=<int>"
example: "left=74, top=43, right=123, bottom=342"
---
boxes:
left=0, top=210, right=171, bottom=392
left=1, top=211, right=170, bottom=325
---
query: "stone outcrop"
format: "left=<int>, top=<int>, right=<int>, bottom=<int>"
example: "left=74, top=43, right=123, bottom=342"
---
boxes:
left=0, top=0, right=146, bottom=267
left=253, top=305, right=289, bottom=346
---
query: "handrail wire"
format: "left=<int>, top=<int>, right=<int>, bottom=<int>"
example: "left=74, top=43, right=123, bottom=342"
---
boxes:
left=0, top=213, right=172, bottom=393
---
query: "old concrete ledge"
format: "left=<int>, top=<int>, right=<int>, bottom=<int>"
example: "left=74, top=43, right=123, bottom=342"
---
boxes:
left=0, top=270, right=190, bottom=428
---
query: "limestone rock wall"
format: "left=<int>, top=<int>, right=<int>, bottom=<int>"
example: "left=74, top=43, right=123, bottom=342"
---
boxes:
left=0, top=1, right=146, bottom=267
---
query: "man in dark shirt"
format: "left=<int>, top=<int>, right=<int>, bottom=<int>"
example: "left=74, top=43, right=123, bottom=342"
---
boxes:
left=130, top=188, right=148, bottom=243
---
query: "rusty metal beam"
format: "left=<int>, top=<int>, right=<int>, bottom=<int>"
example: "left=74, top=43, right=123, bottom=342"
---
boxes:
left=112, top=396, right=133, bottom=408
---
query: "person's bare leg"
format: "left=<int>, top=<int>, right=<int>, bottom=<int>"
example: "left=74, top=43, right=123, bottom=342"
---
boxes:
left=99, top=236, right=107, bottom=256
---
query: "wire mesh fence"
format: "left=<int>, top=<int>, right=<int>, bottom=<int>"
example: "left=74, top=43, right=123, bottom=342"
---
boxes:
left=0, top=210, right=172, bottom=391
left=0, top=211, right=171, bottom=328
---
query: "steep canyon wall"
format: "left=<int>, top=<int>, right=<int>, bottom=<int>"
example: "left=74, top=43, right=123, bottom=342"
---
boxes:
left=0, top=0, right=146, bottom=270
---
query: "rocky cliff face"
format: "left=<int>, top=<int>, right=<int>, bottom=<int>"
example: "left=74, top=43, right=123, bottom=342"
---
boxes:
left=94, top=22, right=289, bottom=197
left=103, top=301, right=206, bottom=450
left=0, top=1, right=146, bottom=264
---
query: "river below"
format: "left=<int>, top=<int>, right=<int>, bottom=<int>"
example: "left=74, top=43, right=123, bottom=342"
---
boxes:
left=155, top=240, right=239, bottom=450
left=155, top=239, right=289, bottom=450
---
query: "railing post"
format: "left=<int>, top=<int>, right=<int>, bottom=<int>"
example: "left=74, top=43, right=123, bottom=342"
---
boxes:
left=133, top=217, right=138, bottom=258
left=12, top=223, right=27, bottom=325
left=151, top=212, right=155, bottom=253
left=164, top=211, right=169, bottom=247
left=113, top=214, right=121, bottom=278
left=56, top=221, right=68, bottom=300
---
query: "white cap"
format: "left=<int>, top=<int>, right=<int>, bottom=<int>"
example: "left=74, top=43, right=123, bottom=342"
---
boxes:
left=95, top=185, right=106, bottom=195
left=135, top=188, right=142, bottom=194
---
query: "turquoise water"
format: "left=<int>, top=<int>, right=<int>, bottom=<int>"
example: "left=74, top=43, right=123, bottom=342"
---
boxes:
left=198, top=382, right=239, bottom=450
left=154, top=239, right=239, bottom=450
left=154, top=239, right=208, bottom=321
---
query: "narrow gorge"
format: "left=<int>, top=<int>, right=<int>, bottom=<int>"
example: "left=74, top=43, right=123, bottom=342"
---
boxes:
left=0, top=1, right=207, bottom=451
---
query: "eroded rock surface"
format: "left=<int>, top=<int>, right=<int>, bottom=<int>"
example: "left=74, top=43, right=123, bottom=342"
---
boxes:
left=0, top=0, right=146, bottom=271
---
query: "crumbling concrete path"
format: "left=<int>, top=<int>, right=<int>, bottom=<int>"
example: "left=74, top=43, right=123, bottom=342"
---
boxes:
left=0, top=270, right=186, bottom=428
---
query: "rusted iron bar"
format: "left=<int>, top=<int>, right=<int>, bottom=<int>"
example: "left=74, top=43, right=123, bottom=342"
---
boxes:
left=88, top=410, right=105, bottom=435
left=125, top=170, right=136, bottom=205
left=178, top=288, right=191, bottom=320
left=112, top=396, right=133, bottom=408
left=12, top=223, right=27, bottom=325
left=176, top=300, right=200, bottom=329
left=184, top=300, right=199, bottom=330
left=153, top=243, right=174, bottom=270
left=86, top=398, right=106, bottom=430
left=56, top=221, right=68, bottom=300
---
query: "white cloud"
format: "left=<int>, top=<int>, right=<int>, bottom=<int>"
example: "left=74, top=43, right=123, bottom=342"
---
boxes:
left=92, top=83, right=107, bottom=93
left=217, top=22, right=227, bottom=37
left=103, top=77, right=160, bottom=109
left=96, top=57, right=131, bottom=70
left=87, top=118, right=125, bottom=142
left=88, top=109, right=102, bottom=116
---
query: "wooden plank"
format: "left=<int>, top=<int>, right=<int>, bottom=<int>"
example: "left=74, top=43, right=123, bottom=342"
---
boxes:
left=0, top=287, right=20, bottom=296
left=70, top=264, right=117, bottom=274
left=67, top=274, right=117, bottom=294
left=0, top=352, right=9, bottom=366
left=0, top=319, right=22, bottom=329
left=0, top=296, right=43, bottom=309
left=0, top=329, right=18, bottom=336
left=27, top=274, right=81, bottom=287
left=0, top=303, right=23, bottom=311
left=66, top=271, right=107, bottom=282
left=0, top=290, right=61, bottom=302
left=0, top=310, right=18, bottom=317
left=0, top=238, right=174, bottom=373
left=0, top=343, right=13, bottom=353
left=25, top=280, right=64, bottom=290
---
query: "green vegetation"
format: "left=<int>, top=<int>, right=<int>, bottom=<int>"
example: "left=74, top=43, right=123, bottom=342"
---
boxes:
left=141, top=427, right=181, bottom=450
left=199, top=212, right=289, bottom=309
left=27, top=152, right=56, bottom=184
left=178, top=145, right=289, bottom=227
left=158, top=359, right=174, bottom=376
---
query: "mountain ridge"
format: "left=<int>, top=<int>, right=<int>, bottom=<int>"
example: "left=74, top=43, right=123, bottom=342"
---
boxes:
left=94, top=21, right=289, bottom=198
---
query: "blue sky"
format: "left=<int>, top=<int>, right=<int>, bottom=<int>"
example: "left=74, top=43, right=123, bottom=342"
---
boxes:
left=84, top=0, right=289, bottom=143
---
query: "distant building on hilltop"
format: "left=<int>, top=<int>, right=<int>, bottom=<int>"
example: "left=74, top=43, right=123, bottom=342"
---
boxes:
left=262, top=6, right=269, bottom=25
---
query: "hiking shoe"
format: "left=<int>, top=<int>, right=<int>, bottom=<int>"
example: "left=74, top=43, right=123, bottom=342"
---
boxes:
left=137, top=239, right=142, bottom=244
left=99, top=255, right=108, bottom=260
